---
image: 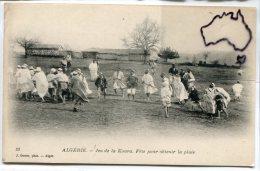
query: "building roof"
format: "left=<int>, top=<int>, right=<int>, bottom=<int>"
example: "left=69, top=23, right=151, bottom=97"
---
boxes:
left=29, top=44, right=63, bottom=50
left=83, top=48, right=144, bottom=55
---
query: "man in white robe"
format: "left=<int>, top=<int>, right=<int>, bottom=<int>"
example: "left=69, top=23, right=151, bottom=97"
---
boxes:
left=76, top=68, right=92, bottom=95
left=160, top=73, right=172, bottom=92
left=55, top=68, right=69, bottom=103
left=141, top=69, right=157, bottom=101
left=15, top=65, right=22, bottom=93
left=113, top=67, right=126, bottom=97
left=88, top=60, right=98, bottom=81
left=32, top=67, right=48, bottom=102
left=200, top=83, right=217, bottom=115
left=18, top=64, right=34, bottom=100
left=161, top=81, right=172, bottom=118
left=170, top=75, right=188, bottom=104
left=29, top=66, right=35, bottom=77
left=232, top=81, right=243, bottom=101
left=47, top=68, right=58, bottom=101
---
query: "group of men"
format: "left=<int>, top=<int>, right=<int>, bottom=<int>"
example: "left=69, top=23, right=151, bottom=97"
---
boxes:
left=14, top=64, right=70, bottom=103
left=162, top=64, right=244, bottom=118
left=12, top=60, right=244, bottom=117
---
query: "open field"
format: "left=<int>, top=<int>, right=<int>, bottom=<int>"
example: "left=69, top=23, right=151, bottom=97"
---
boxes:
left=7, top=56, right=255, bottom=138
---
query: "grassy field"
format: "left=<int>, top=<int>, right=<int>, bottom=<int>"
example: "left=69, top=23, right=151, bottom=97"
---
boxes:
left=8, top=56, right=255, bottom=138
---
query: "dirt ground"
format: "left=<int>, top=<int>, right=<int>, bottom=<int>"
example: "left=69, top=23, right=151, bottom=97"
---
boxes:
left=8, top=57, right=255, bottom=138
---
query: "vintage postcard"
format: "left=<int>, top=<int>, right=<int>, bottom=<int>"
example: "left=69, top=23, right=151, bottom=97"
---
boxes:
left=2, top=3, right=256, bottom=166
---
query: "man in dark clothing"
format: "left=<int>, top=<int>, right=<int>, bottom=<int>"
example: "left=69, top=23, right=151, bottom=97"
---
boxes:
left=179, top=69, right=185, bottom=78
left=188, top=86, right=203, bottom=112
left=215, top=94, right=228, bottom=118
left=126, top=69, right=138, bottom=100
left=95, top=72, right=108, bottom=99
left=168, top=64, right=178, bottom=75
left=179, top=69, right=186, bottom=85
left=189, top=86, right=200, bottom=103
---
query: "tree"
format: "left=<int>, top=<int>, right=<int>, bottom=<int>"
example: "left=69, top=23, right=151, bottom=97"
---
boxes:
left=158, top=47, right=180, bottom=62
left=122, top=17, right=161, bottom=64
left=16, top=37, right=39, bottom=58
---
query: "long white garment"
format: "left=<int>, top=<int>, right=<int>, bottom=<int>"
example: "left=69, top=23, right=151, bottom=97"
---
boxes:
left=141, top=74, right=158, bottom=94
left=215, top=87, right=231, bottom=106
left=89, top=62, right=98, bottom=81
left=56, top=72, right=69, bottom=82
left=15, top=69, right=22, bottom=90
left=18, top=69, right=34, bottom=93
left=200, top=88, right=216, bottom=114
left=33, top=71, right=48, bottom=98
left=188, top=72, right=195, bottom=82
left=162, top=77, right=172, bottom=95
left=187, top=72, right=196, bottom=88
left=47, top=74, right=57, bottom=88
left=232, top=83, right=243, bottom=98
left=200, top=87, right=230, bottom=114
left=20, top=69, right=31, bottom=84
left=201, top=93, right=216, bottom=114
left=170, top=76, right=188, bottom=101
left=30, top=70, right=35, bottom=77
left=161, top=86, right=172, bottom=107
left=79, top=74, right=92, bottom=94
left=113, top=71, right=126, bottom=89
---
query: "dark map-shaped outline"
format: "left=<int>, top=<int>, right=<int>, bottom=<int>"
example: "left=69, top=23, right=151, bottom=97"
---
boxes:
left=200, top=9, right=252, bottom=52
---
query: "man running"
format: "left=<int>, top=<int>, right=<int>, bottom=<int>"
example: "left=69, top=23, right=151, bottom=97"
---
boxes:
left=126, top=69, right=138, bottom=100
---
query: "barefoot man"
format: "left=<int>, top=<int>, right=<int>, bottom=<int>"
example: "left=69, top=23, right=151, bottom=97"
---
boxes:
left=141, top=69, right=157, bottom=101
left=113, top=67, right=126, bottom=97
left=126, top=69, right=138, bottom=100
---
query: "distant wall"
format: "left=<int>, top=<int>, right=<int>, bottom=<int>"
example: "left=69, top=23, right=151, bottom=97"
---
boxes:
left=102, top=54, right=144, bottom=61
left=71, top=51, right=83, bottom=58
left=82, top=52, right=97, bottom=59
left=27, top=49, right=63, bottom=57
left=128, top=54, right=144, bottom=61
left=97, top=54, right=118, bottom=60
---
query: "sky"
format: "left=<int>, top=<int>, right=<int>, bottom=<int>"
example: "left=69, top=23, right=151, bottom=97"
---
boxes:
left=4, top=4, right=256, bottom=55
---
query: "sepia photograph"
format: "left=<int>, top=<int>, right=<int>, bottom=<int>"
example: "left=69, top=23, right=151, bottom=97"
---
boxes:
left=2, top=3, right=256, bottom=166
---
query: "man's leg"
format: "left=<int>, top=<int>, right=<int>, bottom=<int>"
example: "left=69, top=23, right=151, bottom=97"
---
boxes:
left=53, top=88, right=57, bottom=102
left=73, top=96, right=80, bottom=112
left=146, top=93, right=150, bottom=101
left=132, top=88, right=136, bottom=100
left=164, top=106, right=169, bottom=118
left=121, top=88, right=124, bottom=98
left=41, top=97, right=45, bottom=103
left=58, top=91, right=64, bottom=104
left=61, top=90, right=66, bottom=104
left=103, top=88, right=107, bottom=99
left=25, top=92, right=29, bottom=100
left=97, top=87, right=101, bottom=100
left=198, top=102, right=204, bottom=112
left=127, top=89, right=130, bottom=100
left=216, top=110, right=221, bottom=118
left=223, top=108, right=228, bottom=118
